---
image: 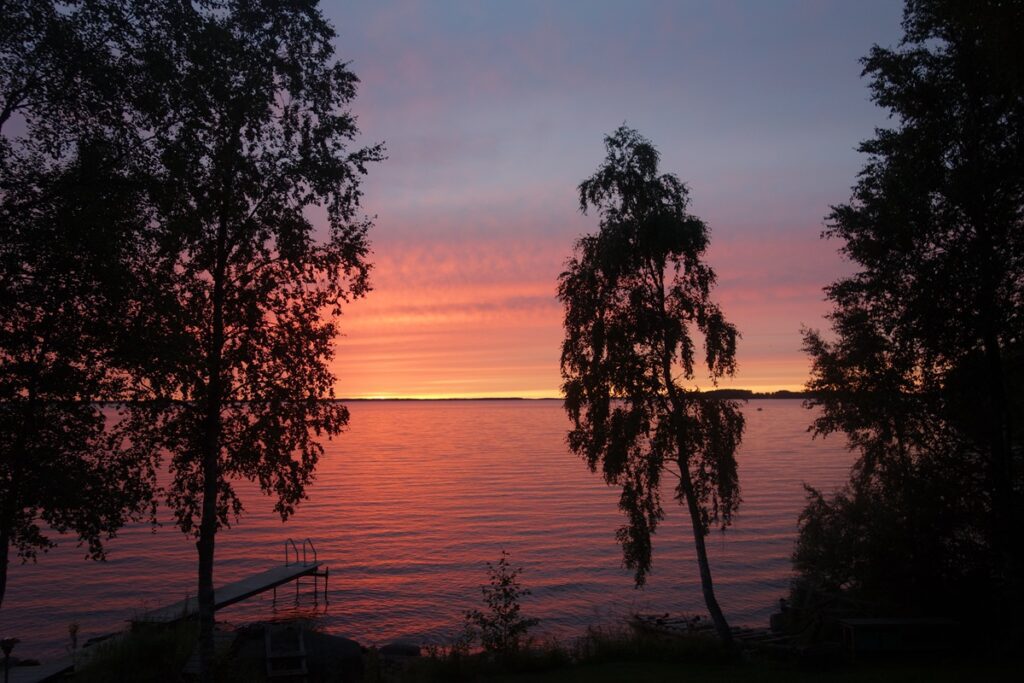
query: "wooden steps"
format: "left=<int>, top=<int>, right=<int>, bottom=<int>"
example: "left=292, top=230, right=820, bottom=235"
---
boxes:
left=265, top=623, right=308, bottom=682
left=181, top=629, right=236, bottom=677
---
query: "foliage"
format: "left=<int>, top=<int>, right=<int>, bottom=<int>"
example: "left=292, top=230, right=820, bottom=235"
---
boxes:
left=412, top=639, right=568, bottom=683
left=115, top=0, right=381, bottom=534
left=406, top=625, right=732, bottom=683
left=798, top=0, right=1024, bottom=622
left=558, top=126, right=744, bottom=644
left=373, top=621, right=1018, bottom=683
left=0, top=0, right=159, bottom=610
left=465, top=551, right=540, bottom=656
left=74, top=622, right=198, bottom=683
left=794, top=462, right=990, bottom=616
left=65, top=1, right=384, bottom=676
left=572, top=623, right=727, bottom=665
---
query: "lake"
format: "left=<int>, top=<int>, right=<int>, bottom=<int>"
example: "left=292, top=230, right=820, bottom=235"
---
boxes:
left=1, top=399, right=853, bottom=659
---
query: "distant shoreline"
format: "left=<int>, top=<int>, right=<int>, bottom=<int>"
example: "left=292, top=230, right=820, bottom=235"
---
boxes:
left=82, top=392, right=815, bottom=406
left=337, top=391, right=816, bottom=402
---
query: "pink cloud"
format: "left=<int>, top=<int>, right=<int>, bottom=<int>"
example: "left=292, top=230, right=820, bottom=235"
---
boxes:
left=329, top=228, right=839, bottom=397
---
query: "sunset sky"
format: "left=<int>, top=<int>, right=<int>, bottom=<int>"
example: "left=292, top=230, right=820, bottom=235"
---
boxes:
left=323, top=1, right=903, bottom=399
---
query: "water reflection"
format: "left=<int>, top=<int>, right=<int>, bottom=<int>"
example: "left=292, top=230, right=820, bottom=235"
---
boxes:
left=1, top=399, right=851, bottom=658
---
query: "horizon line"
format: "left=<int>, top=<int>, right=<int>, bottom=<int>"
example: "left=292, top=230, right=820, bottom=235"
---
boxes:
left=336, top=389, right=812, bottom=401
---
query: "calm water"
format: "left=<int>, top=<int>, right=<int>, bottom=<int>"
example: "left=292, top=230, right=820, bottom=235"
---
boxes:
left=2, top=399, right=852, bottom=658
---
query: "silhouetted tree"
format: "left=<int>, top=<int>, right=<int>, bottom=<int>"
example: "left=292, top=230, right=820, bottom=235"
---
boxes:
left=0, top=1, right=158, bottom=611
left=799, top=0, right=1023, bottom=623
left=559, top=126, right=744, bottom=646
left=114, top=2, right=382, bottom=676
left=465, top=551, right=539, bottom=656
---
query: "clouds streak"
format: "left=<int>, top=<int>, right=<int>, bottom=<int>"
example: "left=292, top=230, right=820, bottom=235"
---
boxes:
left=321, top=1, right=902, bottom=397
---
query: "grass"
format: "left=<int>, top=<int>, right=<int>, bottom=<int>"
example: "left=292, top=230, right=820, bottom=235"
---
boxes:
left=67, top=619, right=1022, bottom=682
left=393, top=625, right=730, bottom=682
left=72, top=620, right=266, bottom=683
left=487, top=663, right=1024, bottom=683
left=73, top=621, right=198, bottom=683
left=483, top=659, right=1022, bottom=683
left=392, top=624, right=1020, bottom=683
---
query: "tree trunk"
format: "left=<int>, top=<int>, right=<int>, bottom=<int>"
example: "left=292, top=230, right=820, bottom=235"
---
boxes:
left=981, top=330, right=1015, bottom=602
left=196, top=408, right=220, bottom=682
left=195, top=121, right=238, bottom=680
left=652, top=261, right=734, bottom=649
left=197, top=358, right=223, bottom=680
left=2, top=404, right=29, bottom=613
left=678, top=462, right=734, bottom=648
left=197, top=288, right=226, bottom=680
left=0, top=523, right=10, bottom=611
left=968, top=167, right=1017, bottom=602
left=198, top=203, right=230, bottom=683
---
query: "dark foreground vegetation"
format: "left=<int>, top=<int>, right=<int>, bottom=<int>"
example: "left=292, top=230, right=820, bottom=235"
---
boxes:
left=792, top=0, right=1023, bottom=644
left=62, top=546, right=1023, bottom=681
left=66, top=617, right=1021, bottom=683
left=2, top=2, right=379, bottom=679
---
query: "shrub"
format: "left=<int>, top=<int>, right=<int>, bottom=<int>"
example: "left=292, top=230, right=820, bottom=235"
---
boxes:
left=465, top=550, right=539, bottom=656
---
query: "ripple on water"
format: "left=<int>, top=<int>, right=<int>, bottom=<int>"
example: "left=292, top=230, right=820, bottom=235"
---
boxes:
left=1, top=399, right=852, bottom=657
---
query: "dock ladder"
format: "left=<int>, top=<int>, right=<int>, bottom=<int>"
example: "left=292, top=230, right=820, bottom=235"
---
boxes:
left=274, top=538, right=329, bottom=606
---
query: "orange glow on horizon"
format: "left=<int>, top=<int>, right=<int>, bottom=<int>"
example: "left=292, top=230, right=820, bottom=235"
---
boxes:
left=328, top=225, right=839, bottom=399
left=338, top=384, right=808, bottom=401
left=327, top=233, right=823, bottom=401
left=343, top=390, right=561, bottom=400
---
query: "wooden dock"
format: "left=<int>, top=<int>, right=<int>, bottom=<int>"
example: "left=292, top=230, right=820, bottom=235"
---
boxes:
left=136, top=562, right=325, bottom=623
left=8, top=540, right=326, bottom=682
left=6, top=657, right=74, bottom=683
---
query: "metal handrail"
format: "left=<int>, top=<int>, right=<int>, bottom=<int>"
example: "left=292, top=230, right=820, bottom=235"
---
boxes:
left=284, top=538, right=318, bottom=566
left=284, top=538, right=300, bottom=566
left=302, top=538, right=317, bottom=565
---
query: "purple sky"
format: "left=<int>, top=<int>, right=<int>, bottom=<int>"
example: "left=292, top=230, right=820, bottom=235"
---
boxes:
left=322, top=1, right=905, bottom=397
